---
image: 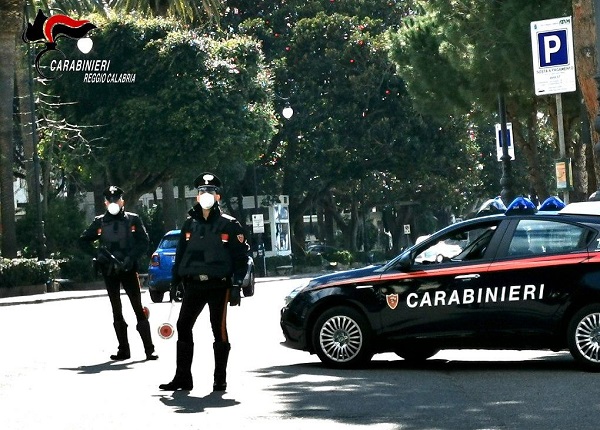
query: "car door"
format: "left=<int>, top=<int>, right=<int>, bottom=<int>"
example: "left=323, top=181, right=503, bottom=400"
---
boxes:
left=477, top=217, right=592, bottom=342
left=375, top=219, right=508, bottom=343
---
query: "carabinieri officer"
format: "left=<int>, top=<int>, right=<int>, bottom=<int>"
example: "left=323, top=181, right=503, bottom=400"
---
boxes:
left=159, top=172, right=250, bottom=392
left=78, top=186, right=158, bottom=361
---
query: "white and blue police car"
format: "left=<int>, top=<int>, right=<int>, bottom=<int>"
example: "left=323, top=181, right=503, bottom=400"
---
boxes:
left=281, top=197, right=600, bottom=370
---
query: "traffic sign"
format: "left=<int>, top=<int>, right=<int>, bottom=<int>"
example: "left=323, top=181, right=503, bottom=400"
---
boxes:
left=252, top=214, right=264, bottom=234
left=530, top=16, right=576, bottom=95
left=495, top=123, right=515, bottom=161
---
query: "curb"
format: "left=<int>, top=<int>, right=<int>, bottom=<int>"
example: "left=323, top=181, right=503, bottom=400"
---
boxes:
left=0, top=275, right=313, bottom=307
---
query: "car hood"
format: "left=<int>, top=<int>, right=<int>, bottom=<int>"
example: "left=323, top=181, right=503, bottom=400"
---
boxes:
left=307, top=264, right=384, bottom=289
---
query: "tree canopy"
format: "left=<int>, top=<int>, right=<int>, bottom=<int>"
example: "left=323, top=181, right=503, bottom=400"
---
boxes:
left=47, top=14, right=276, bottom=202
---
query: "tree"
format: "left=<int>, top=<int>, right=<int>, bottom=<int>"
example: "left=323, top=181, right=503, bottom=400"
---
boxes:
left=388, top=0, right=582, bottom=202
left=0, top=1, right=21, bottom=257
left=226, top=1, right=487, bottom=253
left=47, top=14, right=275, bottom=208
left=108, top=0, right=223, bottom=25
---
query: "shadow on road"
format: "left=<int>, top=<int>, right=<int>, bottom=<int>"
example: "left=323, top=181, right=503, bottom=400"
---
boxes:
left=249, top=352, right=590, bottom=429
left=60, top=359, right=149, bottom=374
left=156, top=390, right=240, bottom=414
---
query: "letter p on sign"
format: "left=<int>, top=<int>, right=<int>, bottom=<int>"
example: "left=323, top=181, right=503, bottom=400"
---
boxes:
left=538, top=31, right=568, bottom=67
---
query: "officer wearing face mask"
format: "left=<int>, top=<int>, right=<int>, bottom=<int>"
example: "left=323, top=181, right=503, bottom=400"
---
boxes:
left=159, top=172, right=250, bottom=392
left=78, top=186, right=158, bottom=361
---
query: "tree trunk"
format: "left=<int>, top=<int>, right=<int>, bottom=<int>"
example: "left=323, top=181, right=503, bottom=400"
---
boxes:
left=161, top=179, right=177, bottom=231
left=573, top=1, right=600, bottom=188
left=0, top=18, right=19, bottom=257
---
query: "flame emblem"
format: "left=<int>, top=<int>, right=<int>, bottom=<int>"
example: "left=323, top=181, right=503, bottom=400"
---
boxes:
left=22, top=10, right=97, bottom=79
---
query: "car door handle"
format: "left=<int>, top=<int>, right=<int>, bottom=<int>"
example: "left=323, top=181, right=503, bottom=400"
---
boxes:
left=455, top=274, right=480, bottom=280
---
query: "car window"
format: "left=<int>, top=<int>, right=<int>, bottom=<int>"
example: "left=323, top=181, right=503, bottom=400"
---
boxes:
left=507, top=219, right=588, bottom=256
left=414, top=223, right=499, bottom=265
left=160, top=235, right=180, bottom=249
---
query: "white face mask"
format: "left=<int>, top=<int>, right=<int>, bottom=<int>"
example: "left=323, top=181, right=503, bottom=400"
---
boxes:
left=108, top=202, right=121, bottom=215
left=198, top=192, right=216, bottom=210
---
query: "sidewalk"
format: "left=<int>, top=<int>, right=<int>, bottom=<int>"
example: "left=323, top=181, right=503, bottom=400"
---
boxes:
left=0, top=275, right=312, bottom=307
left=0, top=283, right=107, bottom=307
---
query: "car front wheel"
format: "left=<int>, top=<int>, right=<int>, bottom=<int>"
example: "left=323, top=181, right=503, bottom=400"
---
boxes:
left=568, top=304, right=600, bottom=371
left=312, top=306, right=373, bottom=368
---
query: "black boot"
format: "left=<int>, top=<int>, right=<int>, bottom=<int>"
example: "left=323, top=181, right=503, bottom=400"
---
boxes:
left=159, top=341, right=194, bottom=390
left=213, top=341, right=230, bottom=392
left=136, top=320, right=158, bottom=360
left=110, top=321, right=130, bottom=361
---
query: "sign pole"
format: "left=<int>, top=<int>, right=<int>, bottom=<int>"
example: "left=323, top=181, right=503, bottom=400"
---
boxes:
left=556, top=93, right=569, bottom=203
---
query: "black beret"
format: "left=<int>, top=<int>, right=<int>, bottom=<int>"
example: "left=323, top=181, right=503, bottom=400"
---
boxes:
left=193, top=172, right=222, bottom=190
left=103, top=185, right=124, bottom=200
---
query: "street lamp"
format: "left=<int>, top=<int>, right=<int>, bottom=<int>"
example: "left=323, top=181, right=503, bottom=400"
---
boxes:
left=252, top=103, right=294, bottom=275
left=282, top=105, right=294, bottom=119
left=498, top=93, right=515, bottom=206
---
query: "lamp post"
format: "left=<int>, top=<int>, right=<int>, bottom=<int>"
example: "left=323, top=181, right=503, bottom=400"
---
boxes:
left=253, top=162, right=266, bottom=276
left=252, top=102, right=294, bottom=275
left=498, top=93, right=515, bottom=205
left=26, top=6, right=46, bottom=260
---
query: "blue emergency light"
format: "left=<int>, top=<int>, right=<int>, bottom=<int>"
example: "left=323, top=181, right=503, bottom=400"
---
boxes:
left=505, top=196, right=537, bottom=215
left=538, top=196, right=566, bottom=211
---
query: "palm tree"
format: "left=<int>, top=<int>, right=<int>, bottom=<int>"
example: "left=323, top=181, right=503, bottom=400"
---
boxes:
left=0, top=1, right=22, bottom=257
left=108, top=0, right=223, bottom=25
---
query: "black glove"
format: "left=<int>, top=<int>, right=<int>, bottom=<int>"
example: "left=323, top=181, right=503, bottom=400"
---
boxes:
left=96, top=252, right=110, bottom=266
left=170, top=282, right=183, bottom=302
left=122, top=256, right=134, bottom=272
left=229, top=285, right=241, bottom=306
left=232, top=274, right=244, bottom=287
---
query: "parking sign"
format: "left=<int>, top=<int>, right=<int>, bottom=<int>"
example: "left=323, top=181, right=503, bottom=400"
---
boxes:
left=530, top=16, right=575, bottom=95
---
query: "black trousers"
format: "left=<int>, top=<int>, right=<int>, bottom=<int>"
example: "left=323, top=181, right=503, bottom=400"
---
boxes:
left=176, top=280, right=230, bottom=344
left=103, top=270, right=146, bottom=323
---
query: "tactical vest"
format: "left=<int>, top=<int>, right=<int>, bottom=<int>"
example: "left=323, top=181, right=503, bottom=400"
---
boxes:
left=177, top=216, right=233, bottom=279
left=100, top=215, right=132, bottom=261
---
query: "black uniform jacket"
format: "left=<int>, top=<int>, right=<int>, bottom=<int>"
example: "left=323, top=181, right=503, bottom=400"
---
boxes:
left=172, top=204, right=250, bottom=285
left=78, top=210, right=149, bottom=270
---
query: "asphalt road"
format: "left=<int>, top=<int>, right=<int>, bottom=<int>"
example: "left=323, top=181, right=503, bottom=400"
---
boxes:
left=1, top=276, right=599, bottom=430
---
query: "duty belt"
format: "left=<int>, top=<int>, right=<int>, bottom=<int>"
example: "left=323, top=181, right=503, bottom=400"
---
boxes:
left=186, top=275, right=227, bottom=282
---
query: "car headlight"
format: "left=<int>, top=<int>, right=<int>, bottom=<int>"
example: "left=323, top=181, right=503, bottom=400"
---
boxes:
left=284, top=282, right=309, bottom=306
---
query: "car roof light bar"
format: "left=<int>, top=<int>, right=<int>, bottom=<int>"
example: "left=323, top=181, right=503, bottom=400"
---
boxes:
left=538, top=196, right=566, bottom=211
left=505, top=196, right=537, bottom=215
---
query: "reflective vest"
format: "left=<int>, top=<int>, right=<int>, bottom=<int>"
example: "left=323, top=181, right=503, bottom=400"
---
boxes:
left=178, top=216, right=233, bottom=279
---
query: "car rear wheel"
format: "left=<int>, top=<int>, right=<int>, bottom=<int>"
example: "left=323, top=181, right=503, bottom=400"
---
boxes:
left=312, top=306, right=373, bottom=368
left=149, top=290, right=164, bottom=303
left=568, top=304, right=600, bottom=371
left=395, top=346, right=440, bottom=362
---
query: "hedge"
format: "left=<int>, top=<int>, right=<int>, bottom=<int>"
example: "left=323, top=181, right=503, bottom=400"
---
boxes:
left=0, top=258, right=62, bottom=288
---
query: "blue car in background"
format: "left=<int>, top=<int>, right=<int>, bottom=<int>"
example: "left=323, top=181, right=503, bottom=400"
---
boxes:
left=147, top=229, right=180, bottom=303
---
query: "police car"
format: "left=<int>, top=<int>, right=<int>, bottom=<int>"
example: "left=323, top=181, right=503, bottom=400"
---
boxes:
left=147, top=230, right=180, bottom=302
left=280, top=197, right=600, bottom=370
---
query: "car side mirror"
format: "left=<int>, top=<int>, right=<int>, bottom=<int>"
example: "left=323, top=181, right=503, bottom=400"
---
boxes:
left=397, top=253, right=412, bottom=271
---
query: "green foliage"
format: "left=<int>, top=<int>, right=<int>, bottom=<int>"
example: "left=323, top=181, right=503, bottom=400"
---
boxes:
left=48, top=14, right=276, bottom=196
left=0, top=258, right=61, bottom=287
left=292, top=253, right=322, bottom=267
left=57, top=253, right=97, bottom=282
left=138, top=204, right=166, bottom=255
left=225, top=1, right=493, bottom=252
left=16, top=198, right=88, bottom=257
left=328, top=250, right=353, bottom=265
